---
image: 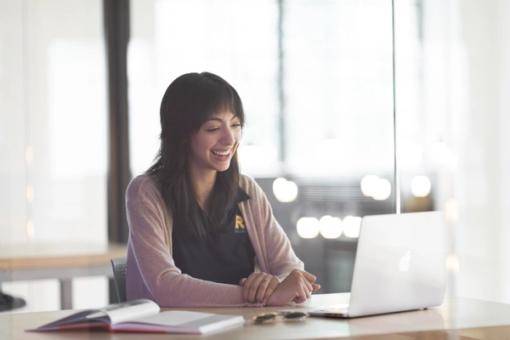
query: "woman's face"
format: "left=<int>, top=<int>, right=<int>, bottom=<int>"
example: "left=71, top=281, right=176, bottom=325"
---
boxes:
left=189, top=110, right=242, bottom=175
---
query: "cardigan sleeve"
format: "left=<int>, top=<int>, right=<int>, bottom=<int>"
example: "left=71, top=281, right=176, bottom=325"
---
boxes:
left=242, top=176, right=305, bottom=281
left=126, top=175, right=255, bottom=307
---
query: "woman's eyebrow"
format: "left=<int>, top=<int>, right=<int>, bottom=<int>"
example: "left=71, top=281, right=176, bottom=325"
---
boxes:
left=206, top=115, right=239, bottom=123
left=205, top=118, right=223, bottom=123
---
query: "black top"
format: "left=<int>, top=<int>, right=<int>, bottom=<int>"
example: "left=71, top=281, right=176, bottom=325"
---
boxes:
left=172, top=189, right=256, bottom=285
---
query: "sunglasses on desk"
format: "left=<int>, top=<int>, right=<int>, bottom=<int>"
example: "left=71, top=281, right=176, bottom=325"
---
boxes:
left=251, top=311, right=308, bottom=325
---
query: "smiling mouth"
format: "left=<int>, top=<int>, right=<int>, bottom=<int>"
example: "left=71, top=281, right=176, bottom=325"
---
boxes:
left=212, top=150, right=231, bottom=157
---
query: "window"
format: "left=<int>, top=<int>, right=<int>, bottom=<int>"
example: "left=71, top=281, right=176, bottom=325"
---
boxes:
left=285, top=0, right=394, bottom=179
left=129, top=0, right=279, bottom=176
left=0, top=0, right=108, bottom=311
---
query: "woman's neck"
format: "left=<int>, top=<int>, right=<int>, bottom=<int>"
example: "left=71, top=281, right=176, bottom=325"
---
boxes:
left=189, top=167, right=217, bottom=210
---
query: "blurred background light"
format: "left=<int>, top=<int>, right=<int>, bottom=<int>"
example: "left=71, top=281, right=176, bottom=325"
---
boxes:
left=446, top=254, right=460, bottom=273
left=445, top=198, right=459, bottom=224
left=272, top=177, right=298, bottom=203
left=372, top=178, right=391, bottom=201
left=343, top=215, right=362, bottom=238
left=411, top=175, right=432, bottom=197
left=360, top=175, right=379, bottom=197
left=361, top=175, right=391, bottom=200
left=319, top=215, right=343, bottom=239
left=296, top=217, right=320, bottom=239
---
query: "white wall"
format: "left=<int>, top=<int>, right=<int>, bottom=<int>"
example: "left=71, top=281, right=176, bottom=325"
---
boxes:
left=395, top=0, right=510, bottom=303
left=443, top=0, right=510, bottom=303
left=498, top=0, right=510, bottom=303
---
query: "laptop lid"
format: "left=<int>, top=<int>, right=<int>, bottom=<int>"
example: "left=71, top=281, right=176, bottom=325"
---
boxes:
left=347, top=211, right=447, bottom=317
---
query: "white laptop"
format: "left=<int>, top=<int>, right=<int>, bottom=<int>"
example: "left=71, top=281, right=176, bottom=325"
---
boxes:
left=309, top=211, right=447, bottom=318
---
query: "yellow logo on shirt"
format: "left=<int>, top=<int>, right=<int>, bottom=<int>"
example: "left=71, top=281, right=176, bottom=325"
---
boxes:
left=234, top=214, right=246, bottom=232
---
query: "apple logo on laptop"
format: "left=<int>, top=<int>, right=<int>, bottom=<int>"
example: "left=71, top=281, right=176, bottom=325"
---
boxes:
left=399, top=250, right=412, bottom=272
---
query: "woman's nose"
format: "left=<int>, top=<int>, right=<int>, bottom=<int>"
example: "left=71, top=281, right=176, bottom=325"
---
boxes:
left=221, top=127, right=236, bottom=145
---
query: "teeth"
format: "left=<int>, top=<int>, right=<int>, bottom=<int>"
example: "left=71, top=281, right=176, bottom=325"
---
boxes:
left=212, top=150, right=230, bottom=156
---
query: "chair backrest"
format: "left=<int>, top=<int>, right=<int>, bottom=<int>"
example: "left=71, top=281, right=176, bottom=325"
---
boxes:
left=110, top=257, right=127, bottom=303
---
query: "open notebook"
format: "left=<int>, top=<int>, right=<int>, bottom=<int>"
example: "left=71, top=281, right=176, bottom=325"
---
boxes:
left=29, top=299, right=245, bottom=335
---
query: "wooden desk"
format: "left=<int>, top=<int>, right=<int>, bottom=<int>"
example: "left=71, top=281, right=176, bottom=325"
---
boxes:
left=0, top=243, right=127, bottom=309
left=2, top=293, right=510, bottom=339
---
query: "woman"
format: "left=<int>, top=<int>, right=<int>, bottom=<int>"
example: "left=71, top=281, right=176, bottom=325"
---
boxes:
left=126, top=72, right=319, bottom=307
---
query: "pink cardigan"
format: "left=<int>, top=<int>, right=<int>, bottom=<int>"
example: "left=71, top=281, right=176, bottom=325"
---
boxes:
left=125, top=174, right=304, bottom=307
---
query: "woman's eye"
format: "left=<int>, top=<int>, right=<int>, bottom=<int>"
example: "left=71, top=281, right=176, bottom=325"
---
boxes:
left=205, top=127, right=220, bottom=132
left=232, top=123, right=242, bottom=128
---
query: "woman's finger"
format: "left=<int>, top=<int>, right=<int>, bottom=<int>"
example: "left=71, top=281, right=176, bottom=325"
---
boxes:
left=263, top=277, right=280, bottom=303
left=247, top=274, right=267, bottom=303
left=293, top=279, right=307, bottom=301
left=301, top=271, right=317, bottom=283
left=255, top=275, right=271, bottom=303
left=298, top=285, right=309, bottom=301
left=293, top=295, right=306, bottom=304
left=303, top=277, right=313, bottom=293
left=242, top=274, right=258, bottom=301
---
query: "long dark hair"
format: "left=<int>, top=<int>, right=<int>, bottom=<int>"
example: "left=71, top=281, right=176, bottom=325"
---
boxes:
left=147, top=72, right=245, bottom=238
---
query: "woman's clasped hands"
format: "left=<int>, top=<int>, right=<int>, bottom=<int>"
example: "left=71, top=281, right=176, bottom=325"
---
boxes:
left=240, top=270, right=321, bottom=306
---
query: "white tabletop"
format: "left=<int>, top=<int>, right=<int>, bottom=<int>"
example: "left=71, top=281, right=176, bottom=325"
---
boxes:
left=2, top=293, right=510, bottom=339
